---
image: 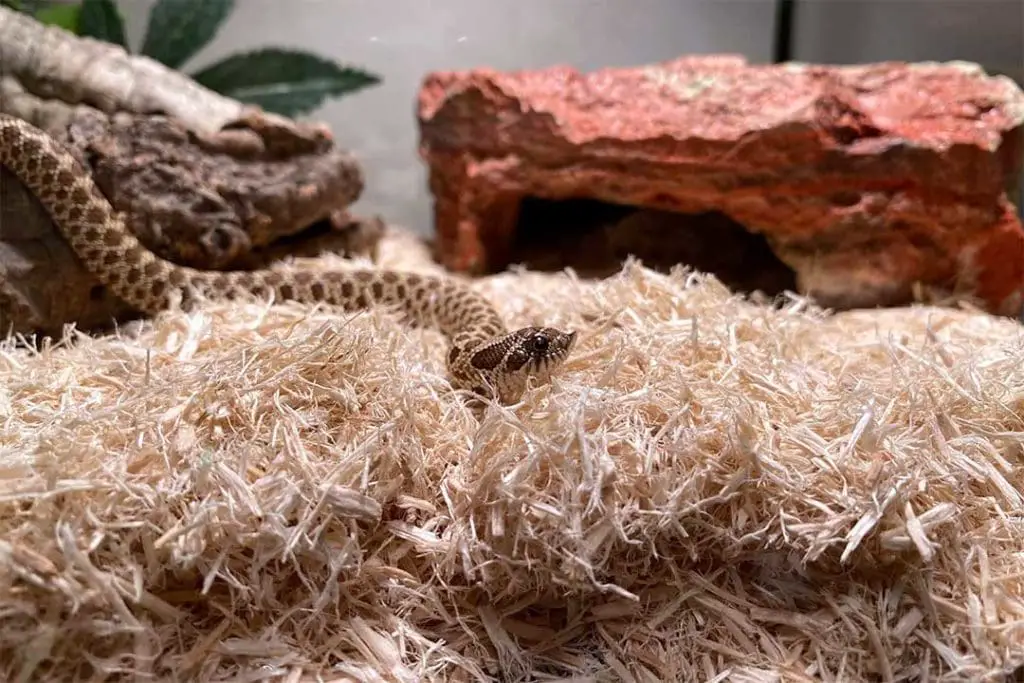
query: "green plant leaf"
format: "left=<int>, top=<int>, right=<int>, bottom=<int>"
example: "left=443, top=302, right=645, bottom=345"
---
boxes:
left=0, top=0, right=24, bottom=12
left=76, top=0, right=126, bottom=48
left=190, top=48, right=381, bottom=117
left=140, top=0, right=234, bottom=70
left=33, top=2, right=80, bottom=30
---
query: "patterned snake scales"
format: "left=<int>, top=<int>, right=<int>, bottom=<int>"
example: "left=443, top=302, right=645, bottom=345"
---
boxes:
left=0, top=114, right=577, bottom=404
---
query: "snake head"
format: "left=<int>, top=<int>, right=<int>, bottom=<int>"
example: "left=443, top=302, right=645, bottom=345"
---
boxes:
left=449, top=326, right=578, bottom=403
left=504, top=326, right=578, bottom=379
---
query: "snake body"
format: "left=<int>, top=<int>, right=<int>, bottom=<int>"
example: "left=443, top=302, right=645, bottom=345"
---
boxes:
left=0, top=114, right=576, bottom=403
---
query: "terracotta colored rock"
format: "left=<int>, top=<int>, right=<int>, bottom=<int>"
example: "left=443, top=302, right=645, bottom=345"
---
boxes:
left=416, top=55, right=1024, bottom=315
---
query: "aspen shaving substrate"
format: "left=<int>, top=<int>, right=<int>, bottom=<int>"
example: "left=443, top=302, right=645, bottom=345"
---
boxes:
left=1, top=227, right=1023, bottom=682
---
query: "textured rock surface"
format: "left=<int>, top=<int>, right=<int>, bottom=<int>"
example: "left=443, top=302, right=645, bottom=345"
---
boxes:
left=0, top=109, right=380, bottom=336
left=417, top=55, right=1024, bottom=314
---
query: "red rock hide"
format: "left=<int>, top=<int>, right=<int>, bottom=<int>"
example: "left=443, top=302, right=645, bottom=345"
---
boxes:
left=416, top=55, right=1024, bottom=315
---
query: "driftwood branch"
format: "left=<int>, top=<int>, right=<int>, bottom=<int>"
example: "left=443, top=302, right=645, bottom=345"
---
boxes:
left=0, top=7, right=384, bottom=337
left=0, top=5, right=246, bottom=134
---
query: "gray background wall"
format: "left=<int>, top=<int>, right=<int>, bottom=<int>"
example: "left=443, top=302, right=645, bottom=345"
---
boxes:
left=116, top=0, right=1023, bottom=232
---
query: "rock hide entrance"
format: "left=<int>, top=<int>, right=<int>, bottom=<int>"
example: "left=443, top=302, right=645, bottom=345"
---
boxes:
left=417, top=55, right=1024, bottom=314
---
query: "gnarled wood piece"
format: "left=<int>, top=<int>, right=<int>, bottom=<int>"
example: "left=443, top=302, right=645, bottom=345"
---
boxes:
left=1, top=103, right=382, bottom=337
left=0, top=9, right=384, bottom=336
left=0, top=5, right=246, bottom=134
left=65, top=108, right=366, bottom=270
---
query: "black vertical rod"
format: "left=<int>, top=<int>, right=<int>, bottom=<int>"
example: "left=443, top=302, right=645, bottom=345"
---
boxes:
left=773, top=0, right=796, bottom=63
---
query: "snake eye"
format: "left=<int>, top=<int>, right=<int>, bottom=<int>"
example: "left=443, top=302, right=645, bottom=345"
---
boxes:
left=529, top=333, right=550, bottom=353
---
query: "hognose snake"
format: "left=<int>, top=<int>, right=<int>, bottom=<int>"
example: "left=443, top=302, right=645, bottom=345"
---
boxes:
left=0, top=114, right=577, bottom=404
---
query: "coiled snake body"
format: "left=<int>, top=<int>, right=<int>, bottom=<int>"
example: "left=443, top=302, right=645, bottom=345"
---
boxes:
left=0, top=114, right=576, bottom=403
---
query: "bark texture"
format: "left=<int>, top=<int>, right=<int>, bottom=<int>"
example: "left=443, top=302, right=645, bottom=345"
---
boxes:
left=0, top=7, right=382, bottom=336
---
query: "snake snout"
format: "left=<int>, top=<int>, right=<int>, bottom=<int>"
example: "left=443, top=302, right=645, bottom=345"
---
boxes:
left=533, top=328, right=577, bottom=375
